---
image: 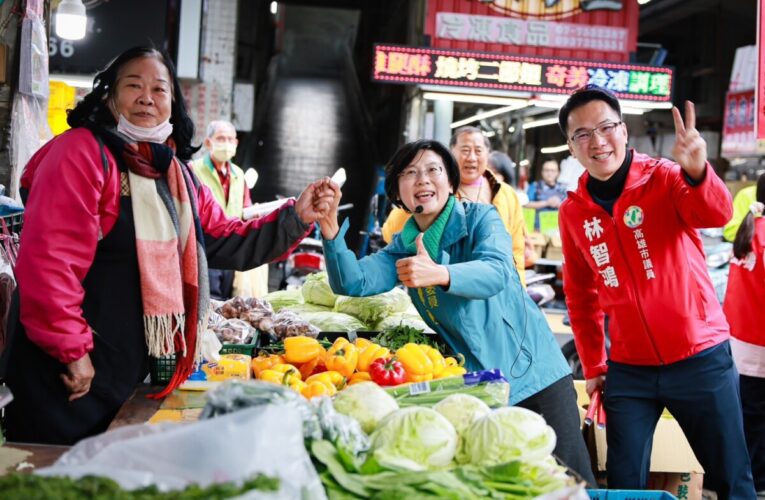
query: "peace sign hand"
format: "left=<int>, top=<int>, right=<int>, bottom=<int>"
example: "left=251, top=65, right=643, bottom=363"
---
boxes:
left=671, top=100, right=707, bottom=181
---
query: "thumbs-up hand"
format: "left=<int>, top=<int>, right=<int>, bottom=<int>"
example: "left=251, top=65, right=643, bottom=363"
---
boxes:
left=396, top=233, right=451, bottom=288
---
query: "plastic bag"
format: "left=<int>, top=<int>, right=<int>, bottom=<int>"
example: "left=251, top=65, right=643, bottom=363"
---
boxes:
left=36, top=403, right=327, bottom=500
left=384, top=369, right=511, bottom=409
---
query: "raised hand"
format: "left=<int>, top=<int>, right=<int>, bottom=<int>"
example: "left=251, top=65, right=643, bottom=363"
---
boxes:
left=295, top=178, right=336, bottom=225
left=396, top=233, right=450, bottom=288
left=671, top=100, right=707, bottom=181
left=313, top=178, right=343, bottom=240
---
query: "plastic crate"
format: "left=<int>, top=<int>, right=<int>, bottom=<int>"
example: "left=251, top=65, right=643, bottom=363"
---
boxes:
left=149, top=355, right=176, bottom=385
left=219, top=342, right=259, bottom=356
left=587, top=490, right=678, bottom=500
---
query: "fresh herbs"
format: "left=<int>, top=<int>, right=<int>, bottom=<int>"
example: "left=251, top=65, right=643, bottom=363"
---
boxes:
left=371, top=325, right=447, bottom=353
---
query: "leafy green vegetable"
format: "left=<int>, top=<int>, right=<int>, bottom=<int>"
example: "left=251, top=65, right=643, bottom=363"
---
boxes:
left=334, top=288, right=410, bottom=325
left=462, top=407, right=557, bottom=466
left=369, top=407, right=458, bottom=471
left=283, top=303, right=334, bottom=314
left=0, top=472, right=279, bottom=499
left=371, top=324, right=446, bottom=352
left=264, top=288, right=304, bottom=311
left=432, top=394, right=492, bottom=464
left=299, top=311, right=370, bottom=333
left=302, top=272, right=339, bottom=307
left=374, top=313, right=432, bottom=333
left=332, top=382, right=399, bottom=433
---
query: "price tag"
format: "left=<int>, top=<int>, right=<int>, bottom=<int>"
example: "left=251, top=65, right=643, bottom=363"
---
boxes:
left=408, top=381, right=432, bottom=395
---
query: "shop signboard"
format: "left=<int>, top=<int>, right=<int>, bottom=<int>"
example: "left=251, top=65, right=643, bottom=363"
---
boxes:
left=721, top=90, right=756, bottom=157
left=372, top=44, right=673, bottom=103
left=426, top=0, right=637, bottom=63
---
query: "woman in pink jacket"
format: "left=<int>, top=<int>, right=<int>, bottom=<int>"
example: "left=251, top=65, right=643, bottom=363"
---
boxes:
left=2, top=47, right=332, bottom=445
left=724, top=174, right=765, bottom=494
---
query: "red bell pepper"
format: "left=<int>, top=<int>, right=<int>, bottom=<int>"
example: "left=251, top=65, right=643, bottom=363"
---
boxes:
left=369, top=357, right=406, bottom=386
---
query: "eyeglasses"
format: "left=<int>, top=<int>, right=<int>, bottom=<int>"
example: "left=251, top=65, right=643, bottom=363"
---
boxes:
left=398, top=165, right=444, bottom=181
left=569, top=121, right=622, bottom=145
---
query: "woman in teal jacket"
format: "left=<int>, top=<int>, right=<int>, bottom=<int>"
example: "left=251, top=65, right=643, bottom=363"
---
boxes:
left=315, top=139, right=594, bottom=483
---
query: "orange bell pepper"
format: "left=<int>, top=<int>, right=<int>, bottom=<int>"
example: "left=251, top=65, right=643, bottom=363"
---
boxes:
left=357, top=343, right=391, bottom=372
left=284, top=336, right=323, bottom=364
left=298, top=346, right=327, bottom=380
left=251, top=354, right=285, bottom=377
left=325, top=338, right=359, bottom=378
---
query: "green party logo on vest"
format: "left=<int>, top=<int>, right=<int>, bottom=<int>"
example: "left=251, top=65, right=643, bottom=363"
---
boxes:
left=623, top=205, right=644, bottom=229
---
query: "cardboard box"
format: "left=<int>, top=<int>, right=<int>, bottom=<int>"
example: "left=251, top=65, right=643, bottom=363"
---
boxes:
left=575, top=381, right=704, bottom=499
left=544, top=231, right=563, bottom=260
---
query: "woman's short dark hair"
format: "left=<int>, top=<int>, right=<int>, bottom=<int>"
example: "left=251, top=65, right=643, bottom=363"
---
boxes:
left=488, top=151, right=516, bottom=186
left=384, top=140, right=460, bottom=212
left=67, top=46, right=199, bottom=160
left=558, top=84, right=622, bottom=138
left=733, top=174, right=765, bottom=259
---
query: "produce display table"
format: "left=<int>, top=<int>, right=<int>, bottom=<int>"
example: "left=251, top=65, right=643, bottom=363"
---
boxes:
left=2, top=384, right=163, bottom=474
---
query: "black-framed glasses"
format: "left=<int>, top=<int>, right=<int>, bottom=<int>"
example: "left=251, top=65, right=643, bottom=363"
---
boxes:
left=569, top=121, right=623, bottom=145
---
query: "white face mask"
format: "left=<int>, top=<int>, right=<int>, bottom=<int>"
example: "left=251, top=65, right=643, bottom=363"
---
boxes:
left=117, top=114, right=174, bottom=143
left=211, top=142, right=237, bottom=163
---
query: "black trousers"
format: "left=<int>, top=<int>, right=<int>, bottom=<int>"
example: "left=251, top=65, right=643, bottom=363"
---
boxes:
left=604, top=342, right=756, bottom=499
left=208, top=268, right=235, bottom=300
left=517, top=374, right=597, bottom=485
left=741, top=374, right=765, bottom=492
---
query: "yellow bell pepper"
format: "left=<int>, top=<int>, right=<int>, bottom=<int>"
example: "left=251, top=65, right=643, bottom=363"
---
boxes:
left=284, top=336, right=323, bottom=365
left=348, top=371, right=373, bottom=385
left=357, top=343, right=391, bottom=372
left=396, top=343, right=434, bottom=381
left=306, top=370, right=346, bottom=390
left=438, top=365, right=467, bottom=378
left=325, top=338, right=359, bottom=378
left=354, top=338, right=373, bottom=349
left=444, top=354, right=465, bottom=368
left=251, top=354, right=284, bottom=377
left=288, top=379, right=307, bottom=394
left=301, top=380, right=337, bottom=398
left=258, top=369, right=288, bottom=385
left=420, top=345, right=446, bottom=378
left=270, top=363, right=301, bottom=385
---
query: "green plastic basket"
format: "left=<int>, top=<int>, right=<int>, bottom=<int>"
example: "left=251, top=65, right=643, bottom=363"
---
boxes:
left=149, top=355, right=176, bottom=385
left=219, top=342, right=258, bottom=357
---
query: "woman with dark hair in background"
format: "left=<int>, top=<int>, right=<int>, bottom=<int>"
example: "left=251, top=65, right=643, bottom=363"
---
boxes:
left=724, top=173, right=765, bottom=494
left=3, top=47, right=333, bottom=444
left=315, top=139, right=596, bottom=484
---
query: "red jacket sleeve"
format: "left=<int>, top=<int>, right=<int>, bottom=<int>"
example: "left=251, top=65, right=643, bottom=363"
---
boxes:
left=559, top=202, right=608, bottom=379
left=666, top=161, right=733, bottom=229
left=16, top=129, right=118, bottom=364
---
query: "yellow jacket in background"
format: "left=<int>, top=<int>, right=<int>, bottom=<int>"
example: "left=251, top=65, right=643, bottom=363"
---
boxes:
left=382, top=171, right=526, bottom=286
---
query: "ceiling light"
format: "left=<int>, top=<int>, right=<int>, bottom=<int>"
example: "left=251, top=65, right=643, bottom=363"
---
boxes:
left=55, top=0, right=87, bottom=41
left=50, top=74, right=94, bottom=89
left=523, top=117, right=559, bottom=130
left=423, top=92, right=529, bottom=107
left=540, top=144, right=570, bottom=154
left=450, top=103, right=528, bottom=128
left=270, top=1, right=278, bottom=14
left=638, top=0, right=651, bottom=4
left=519, top=159, right=530, bottom=167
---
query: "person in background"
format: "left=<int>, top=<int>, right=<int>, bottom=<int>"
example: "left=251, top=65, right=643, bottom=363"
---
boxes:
left=558, top=84, right=754, bottom=497
left=558, top=155, right=586, bottom=193
left=724, top=184, right=757, bottom=243
left=489, top=151, right=528, bottom=205
left=316, top=139, right=596, bottom=484
left=525, top=158, right=567, bottom=231
left=192, top=120, right=268, bottom=299
left=382, top=127, right=526, bottom=285
left=2, top=47, right=334, bottom=445
left=723, top=173, right=765, bottom=496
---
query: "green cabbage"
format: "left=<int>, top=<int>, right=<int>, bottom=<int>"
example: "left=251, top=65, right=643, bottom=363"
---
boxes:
left=299, top=311, right=369, bottom=333
left=370, top=407, right=458, bottom=471
left=374, top=313, right=433, bottom=333
left=332, top=382, right=399, bottom=434
left=264, top=289, right=304, bottom=312
left=462, top=407, right=556, bottom=466
left=283, top=303, right=333, bottom=314
left=334, top=288, right=411, bottom=325
left=433, top=394, right=492, bottom=465
left=302, top=272, right=338, bottom=307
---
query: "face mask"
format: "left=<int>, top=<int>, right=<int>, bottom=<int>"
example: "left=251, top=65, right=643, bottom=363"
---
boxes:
left=117, top=114, right=174, bottom=143
left=211, top=142, right=237, bottom=163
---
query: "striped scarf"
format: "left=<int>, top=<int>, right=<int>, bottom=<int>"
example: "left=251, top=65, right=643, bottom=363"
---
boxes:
left=96, top=127, right=209, bottom=398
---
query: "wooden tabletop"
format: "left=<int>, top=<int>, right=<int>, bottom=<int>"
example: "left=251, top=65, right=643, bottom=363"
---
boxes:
left=3, top=384, right=164, bottom=473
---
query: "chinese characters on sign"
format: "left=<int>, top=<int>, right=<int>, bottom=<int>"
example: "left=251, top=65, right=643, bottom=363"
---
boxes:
left=436, top=13, right=628, bottom=53
left=372, top=45, right=673, bottom=102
